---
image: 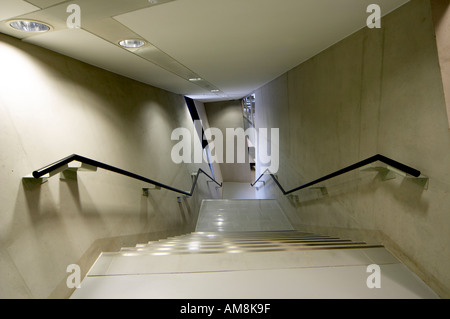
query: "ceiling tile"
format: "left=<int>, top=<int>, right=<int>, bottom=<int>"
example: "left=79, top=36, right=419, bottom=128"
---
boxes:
left=1, top=0, right=410, bottom=102
left=25, top=0, right=67, bottom=9
left=23, top=28, right=209, bottom=95
left=0, top=0, right=40, bottom=21
left=115, top=0, right=409, bottom=98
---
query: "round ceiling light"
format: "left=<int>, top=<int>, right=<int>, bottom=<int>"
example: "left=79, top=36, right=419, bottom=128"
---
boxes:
left=119, top=39, right=146, bottom=48
left=9, top=20, right=51, bottom=33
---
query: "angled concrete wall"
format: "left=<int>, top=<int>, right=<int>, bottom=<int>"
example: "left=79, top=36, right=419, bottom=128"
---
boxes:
left=430, top=0, right=450, bottom=128
left=0, top=34, right=219, bottom=298
left=253, top=0, right=450, bottom=298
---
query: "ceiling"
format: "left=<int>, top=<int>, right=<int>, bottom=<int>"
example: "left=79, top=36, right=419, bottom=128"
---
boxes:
left=0, top=0, right=409, bottom=102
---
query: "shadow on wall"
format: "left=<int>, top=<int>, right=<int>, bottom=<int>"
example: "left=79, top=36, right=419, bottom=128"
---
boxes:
left=389, top=178, right=430, bottom=214
left=12, top=171, right=199, bottom=298
left=176, top=196, right=193, bottom=225
left=19, top=165, right=209, bottom=241
left=18, top=157, right=217, bottom=234
left=21, top=179, right=61, bottom=226
left=8, top=180, right=80, bottom=298
left=275, top=170, right=429, bottom=216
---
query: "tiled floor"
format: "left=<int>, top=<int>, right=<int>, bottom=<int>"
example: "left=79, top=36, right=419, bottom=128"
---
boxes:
left=195, top=199, right=294, bottom=232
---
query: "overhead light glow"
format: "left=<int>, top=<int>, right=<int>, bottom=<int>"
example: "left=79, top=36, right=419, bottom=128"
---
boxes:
left=9, top=20, right=51, bottom=33
left=119, top=39, right=146, bottom=48
left=189, top=78, right=202, bottom=82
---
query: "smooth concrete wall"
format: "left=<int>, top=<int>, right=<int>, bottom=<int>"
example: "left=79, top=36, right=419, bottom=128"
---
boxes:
left=253, top=0, right=450, bottom=298
left=0, top=34, right=219, bottom=298
left=204, top=100, right=252, bottom=183
left=430, top=0, right=450, bottom=128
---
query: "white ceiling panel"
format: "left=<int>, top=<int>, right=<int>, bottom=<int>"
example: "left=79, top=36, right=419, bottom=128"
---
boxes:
left=1, top=0, right=410, bottom=101
left=24, top=0, right=67, bottom=9
left=23, top=28, right=208, bottom=95
left=0, top=0, right=40, bottom=21
left=115, top=0, right=409, bottom=98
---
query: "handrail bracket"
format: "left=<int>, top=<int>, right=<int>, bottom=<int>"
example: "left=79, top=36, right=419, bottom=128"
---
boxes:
left=360, top=163, right=429, bottom=189
left=60, top=162, right=98, bottom=181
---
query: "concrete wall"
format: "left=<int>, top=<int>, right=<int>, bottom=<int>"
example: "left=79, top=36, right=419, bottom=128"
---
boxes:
left=204, top=100, right=252, bottom=183
left=0, top=34, right=219, bottom=298
left=253, top=0, right=450, bottom=298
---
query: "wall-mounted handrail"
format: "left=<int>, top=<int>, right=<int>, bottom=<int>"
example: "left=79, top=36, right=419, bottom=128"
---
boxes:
left=251, top=154, right=422, bottom=195
left=31, top=154, right=222, bottom=196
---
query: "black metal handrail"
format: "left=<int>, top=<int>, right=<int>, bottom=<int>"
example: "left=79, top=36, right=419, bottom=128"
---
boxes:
left=31, top=154, right=222, bottom=196
left=251, top=154, right=421, bottom=196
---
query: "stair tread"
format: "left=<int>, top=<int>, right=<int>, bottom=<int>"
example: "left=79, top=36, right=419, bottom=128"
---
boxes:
left=125, top=240, right=359, bottom=251
left=116, top=243, right=384, bottom=256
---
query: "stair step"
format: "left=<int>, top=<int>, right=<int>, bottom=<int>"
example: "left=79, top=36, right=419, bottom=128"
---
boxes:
left=193, top=230, right=316, bottom=236
left=157, top=238, right=349, bottom=245
left=122, top=230, right=375, bottom=255
left=180, top=234, right=332, bottom=240
left=88, top=246, right=397, bottom=278
left=169, top=232, right=329, bottom=240
left=151, top=236, right=340, bottom=244
left=121, top=229, right=381, bottom=256
left=72, top=199, right=439, bottom=299
left=119, top=243, right=383, bottom=255
left=142, top=232, right=330, bottom=246
left=124, top=239, right=357, bottom=251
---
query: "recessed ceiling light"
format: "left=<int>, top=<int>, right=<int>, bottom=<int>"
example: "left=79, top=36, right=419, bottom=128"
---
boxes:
left=119, top=39, right=146, bottom=48
left=189, top=78, right=203, bottom=82
left=9, top=20, right=51, bottom=33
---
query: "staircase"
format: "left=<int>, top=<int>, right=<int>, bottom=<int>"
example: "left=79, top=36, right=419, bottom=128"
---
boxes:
left=70, top=199, right=438, bottom=299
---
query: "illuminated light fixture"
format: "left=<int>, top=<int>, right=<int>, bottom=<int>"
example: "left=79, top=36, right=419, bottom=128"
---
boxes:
left=189, top=77, right=202, bottom=82
left=9, top=20, right=51, bottom=33
left=119, top=39, right=146, bottom=48
left=211, top=89, right=220, bottom=93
